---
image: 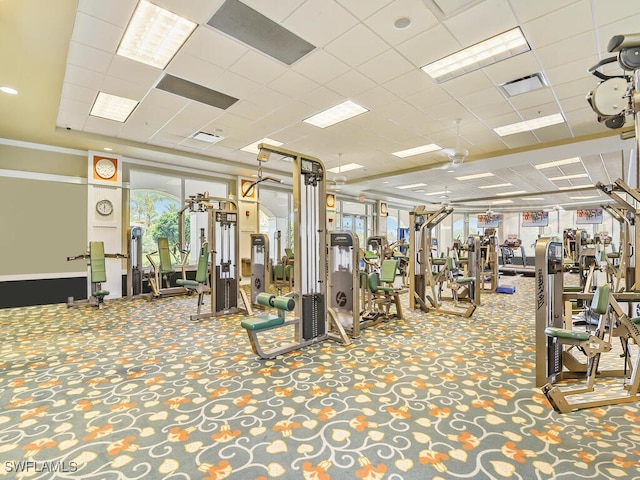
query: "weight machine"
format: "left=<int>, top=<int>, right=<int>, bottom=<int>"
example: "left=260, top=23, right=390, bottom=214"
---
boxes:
left=536, top=237, right=640, bottom=412
left=180, top=192, right=252, bottom=320
left=250, top=233, right=271, bottom=304
left=126, top=226, right=145, bottom=298
left=66, top=241, right=127, bottom=308
left=240, top=144, right=350, bottom=358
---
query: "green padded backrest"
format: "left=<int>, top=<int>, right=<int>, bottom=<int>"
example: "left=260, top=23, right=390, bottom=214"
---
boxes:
left=195, top=243, right=209, bottom=283
left=367, top=272, right=380, bottom=292
left=591, top=284, right=610, bottom=315
left=599, top=250, right=607, bottom=262
left=285, top=248, right=294, bottom=258
left=365, top=250, right=378, bottom=259
left=89, top=241, right=107, bottom=283
left=380, top=259, right=398, bottom=284
left=447, top=256, right=456, bottom=270
left=157, top=237, right=173, bottom=273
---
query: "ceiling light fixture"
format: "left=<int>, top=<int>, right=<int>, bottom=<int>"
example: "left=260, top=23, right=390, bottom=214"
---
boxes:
left=478, top=183, right=513, bottom=189
left=494, top=113, right=565, bottom=136
left=496, top=190, right=527, bottom=196
left=191, top=131, right=225, bottom=144
left=456, top=172, right=494, bottom=181
left=535, top=157, right=581, bottom=169
left=492, top=199, right=514, bottom=204
left=559, top=184, right=593, bottom=190
left=327, top=163, right=364, bottom=173
left=90, top=92, right=139, bottom=122
left=548, top=173, right=589, bottom=181
left=569, top=195, right=600, bottom=199
left=303, top=100, right=368, bottom=128
left=424, top=190, right=447, bottom=196
left=0, top=86, right=18, bottom=95
left=397, top=183, right=427, bottom=190
left=241, top=137, right=283, bottom=154
left=421, top=27, right=530, bottom=83
left=117, top=0, right=197, bottom=69
left=392, top=143, right=442, bottom=158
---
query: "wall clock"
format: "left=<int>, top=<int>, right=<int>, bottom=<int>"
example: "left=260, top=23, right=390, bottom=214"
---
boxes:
left=94, top=157, right=117, bottom=180
left=96, top=199, right=114, bottom=216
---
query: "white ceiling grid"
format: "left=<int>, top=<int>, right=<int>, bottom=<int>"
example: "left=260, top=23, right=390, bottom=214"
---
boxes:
left=39, top=0, right=640, bottom=208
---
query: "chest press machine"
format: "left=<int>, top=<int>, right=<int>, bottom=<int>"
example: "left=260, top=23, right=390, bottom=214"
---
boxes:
left=66, top=241, right=127, bottom=308
left=240, top=145, right=350, bottom=359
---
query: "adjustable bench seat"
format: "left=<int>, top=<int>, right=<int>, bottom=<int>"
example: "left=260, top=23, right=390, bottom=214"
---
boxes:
left=241, top=314, right=285, bottom=331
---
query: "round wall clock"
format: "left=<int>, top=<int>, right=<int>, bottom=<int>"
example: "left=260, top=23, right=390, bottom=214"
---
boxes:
left=96, top=199, right=114, bottom=216
left=95, top=158, right=117, bottom=180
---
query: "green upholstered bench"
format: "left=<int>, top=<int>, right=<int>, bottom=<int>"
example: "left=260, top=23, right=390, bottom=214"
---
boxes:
left=544, top=327, right=590, bottom=341
left=241, top=315, right=285, bottom=331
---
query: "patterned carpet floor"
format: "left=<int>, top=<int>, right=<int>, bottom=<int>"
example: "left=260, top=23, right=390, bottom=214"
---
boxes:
left=0, top=274, right=639, bottom=479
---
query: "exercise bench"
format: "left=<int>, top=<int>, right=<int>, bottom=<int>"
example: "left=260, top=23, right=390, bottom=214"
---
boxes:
left=241, top=293, right=297, bottom=359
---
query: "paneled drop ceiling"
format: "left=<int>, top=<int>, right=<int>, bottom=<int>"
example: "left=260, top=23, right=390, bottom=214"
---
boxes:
left=2, top=0, right=640, bottom=210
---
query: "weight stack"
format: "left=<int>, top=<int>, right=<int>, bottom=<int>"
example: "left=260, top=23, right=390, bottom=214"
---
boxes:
left=302, top=293, right=325, bottom=340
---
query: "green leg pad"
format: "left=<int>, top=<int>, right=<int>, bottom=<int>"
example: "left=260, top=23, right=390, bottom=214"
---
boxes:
left=544, top=327, right=590, bottom=341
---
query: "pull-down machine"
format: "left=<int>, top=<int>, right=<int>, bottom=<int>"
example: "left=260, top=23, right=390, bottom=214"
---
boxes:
left=180, top=192, right=252, bottom=320
left=241, top=145, right=350, bottom=358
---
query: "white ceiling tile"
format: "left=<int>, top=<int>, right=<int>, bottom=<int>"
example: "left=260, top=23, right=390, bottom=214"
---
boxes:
left=77, top=0, right=137, bottom=27
left=507, top=0, right=581, bottom=23
left=558, top=94, right=590, bottom=113
left=535, top=31, right=597, bottom=71
left=336, top=0, right=394, bottom=21
left=71, top=11, right=123, bottom=53
left=444, top=0, right=518, bottom=46
left=62, top=65, right=104, bottom=90
left=468, top=100, right=516, bottom=120
left=84, top=116, right=125, bottom=136
left=107, top=56, right=161, bottom=89
left=326, top=69, right=378, bottom=98
left=359, top=49, right=415, bottom=84
left=230, top=50, right=288, bottom=85
left=522, top=0, right=593, bottom=49
left=293, top=50, right=351, bottom=84
left=99, top=75, right=148, bottom=100
left=405, top=86, right=454, bottom=114
left=544, top=54, right=599, bottom=87
left=352, top=86, right=401, bottom=110
left=499, top=131, right=539, bottom=148
left=590, top=0, right=640, bottom=27
left=239, top=0, right=305, bottom=22
left=364, top=0, right=439, bottom=46
left=533, top=123, right=573, bottom=143
left=66, top=41, right=112, bottom=74
left=298, top=86, right=345, bottom=110
left=187, top=27, right=248, bottom=69
left=396, top=24, right=460, bottom=67
left=552, top=77, right=598, bottom=101
left=284, top=0, right=358, bottom=47
left=268, top=70, right=320, bottom=98
left=325, top=24, right=390, bottom=67
left=439, top=70, right=494, bottom=98
left=60, top=83, right=96, bottom=105
left=166, top=54, right=225, bottom=89
left=209, top=70, right=261, bottom=99
left=598, top=14, right=640, bottom=54
left=383, top=70, right=436, bottom=98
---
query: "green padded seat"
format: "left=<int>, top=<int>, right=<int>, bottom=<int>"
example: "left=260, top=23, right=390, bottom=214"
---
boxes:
left=241, top=315, right=285, bottom=331
left=544, top=327, right=590, bottom=341
left=455, top=277, right=474, bottom=284
left=630, top=317, right=640, bottom=325
left=564, top=286, right=583, bottom=292
left=92, top=289, right=110, bottom=297
left=432, top=258, right=446, bottom=265
left=176, top=279, right=200, bottom=288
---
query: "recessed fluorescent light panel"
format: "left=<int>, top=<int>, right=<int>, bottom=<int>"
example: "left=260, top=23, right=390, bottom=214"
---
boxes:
left=569, top=195, right=599, bottom=199
left=304, top=100, right=368, bottom=128
left=425, top=190, right=447, bottom=196
left=191, top=131, right=225, bottom=144
left=548, top=173, right=589, bottom=181
left=90, top=92, right=139, bottom=122
left=478, top=183, right=512, bottom=189
left=0, top=86, right=18, bottom=94
left=496, top=190, right=527, bottom=196
left=327, top=163, right=364, bottom=173
left=500, top=73, right=547, bottom=97
left=492, top=199, right=513, bottom=204
left=534, top=157, right=580, bottom=170
left=117, top=0, right=196, bottom=69
left=397, top=183, right=427, bottom=190
left=559, top=184, right=593, bottom=190
left=456, top=172, right=494, bottom=181
left=392, top=144, right=442, bottom=158
left=494, top=113, right=565, bottom=136
left=421, top=27, right=530, bottom=83
left=241, top=137, right=283, bottom=154
left=535, top=157, right=581, bottom=169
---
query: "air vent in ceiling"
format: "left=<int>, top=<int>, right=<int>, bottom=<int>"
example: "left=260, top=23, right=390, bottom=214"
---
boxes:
left=156, top=74, right=238, bottom=110
left=500, top=73, right=547, bottom=97
left=191, top=131, right=225, bottom=144
left=208, top=0, right=315, bottom=65
left=421, top=0, right=486, bottom=20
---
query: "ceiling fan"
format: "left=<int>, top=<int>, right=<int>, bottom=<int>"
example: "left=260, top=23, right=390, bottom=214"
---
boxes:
left=442, top=118, right=469, bottom=170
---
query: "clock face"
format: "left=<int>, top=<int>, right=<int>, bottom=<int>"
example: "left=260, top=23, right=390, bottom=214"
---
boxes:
left=95, top=158, right=117, bottom=179
left=96, top=199, right=114, bottom=216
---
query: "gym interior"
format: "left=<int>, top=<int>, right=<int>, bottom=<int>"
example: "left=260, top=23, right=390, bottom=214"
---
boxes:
left=1, top=1, right=640, bottom=478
